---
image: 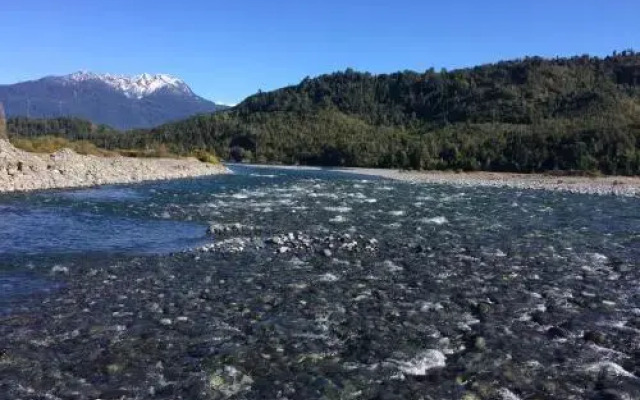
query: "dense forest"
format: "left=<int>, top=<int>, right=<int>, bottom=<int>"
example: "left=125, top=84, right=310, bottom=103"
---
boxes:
left=7, top=51, right=640, bottom=174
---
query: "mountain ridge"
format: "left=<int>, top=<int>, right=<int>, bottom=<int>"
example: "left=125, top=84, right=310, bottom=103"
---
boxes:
left=0, top=72, right=224, bottom=129
left=54, top=71, right=194, bottom=99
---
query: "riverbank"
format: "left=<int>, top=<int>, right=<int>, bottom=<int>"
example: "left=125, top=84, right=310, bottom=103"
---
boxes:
left=336, top=167, right=640, bottom=196
left=0, top=140, right=228, bottom=193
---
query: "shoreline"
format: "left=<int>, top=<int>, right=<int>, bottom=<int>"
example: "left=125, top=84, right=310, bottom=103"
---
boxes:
left=337, top=167, right=640, bottom=196
left=232, top=162, right=640, bottom=196
left=0, top=140, right=229, bottom=193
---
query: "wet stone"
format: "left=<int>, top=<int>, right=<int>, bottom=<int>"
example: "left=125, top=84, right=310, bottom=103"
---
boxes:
left=474, top=336, right=487, bottom=352
left=546, top=326, right=569, bottom=339
left=584, top=330, right=607, bottom=345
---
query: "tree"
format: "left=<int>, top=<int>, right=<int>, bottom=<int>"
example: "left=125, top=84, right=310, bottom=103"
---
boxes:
left=0, top=103, right=7, bottom=139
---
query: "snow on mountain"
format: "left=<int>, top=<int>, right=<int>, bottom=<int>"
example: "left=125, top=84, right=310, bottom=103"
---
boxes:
left=0, top=71, right=224, bottom=129
left=61, top=71, right=193, bottom=99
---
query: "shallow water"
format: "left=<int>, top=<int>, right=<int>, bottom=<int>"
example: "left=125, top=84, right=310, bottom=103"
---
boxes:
left=1, top=165, right=639, bottom=399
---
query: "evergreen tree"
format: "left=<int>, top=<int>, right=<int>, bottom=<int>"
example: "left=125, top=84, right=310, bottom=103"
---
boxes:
left=0, top=103, right=7, bottom=139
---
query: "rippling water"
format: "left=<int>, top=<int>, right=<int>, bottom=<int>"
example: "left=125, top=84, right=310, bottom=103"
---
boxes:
left=1, top=165, right=639, bottom=399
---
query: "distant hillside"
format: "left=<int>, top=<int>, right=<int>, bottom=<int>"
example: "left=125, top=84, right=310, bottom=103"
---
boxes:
left=0, top=72, right=226, bottom=130
left=7, top=116, right=117, bottom=138
left=12, top=52, right=640, bottom=175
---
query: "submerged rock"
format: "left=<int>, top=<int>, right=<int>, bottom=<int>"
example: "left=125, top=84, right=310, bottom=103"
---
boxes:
left=584, top=330, right=606, bottom=345
left=208, top=366, right=254, bottom=397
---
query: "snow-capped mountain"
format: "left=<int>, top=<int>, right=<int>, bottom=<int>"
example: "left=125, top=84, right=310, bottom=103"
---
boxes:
left=0, top=72, right=226, bottom=129
left=61, top=71, right=194, bottom=99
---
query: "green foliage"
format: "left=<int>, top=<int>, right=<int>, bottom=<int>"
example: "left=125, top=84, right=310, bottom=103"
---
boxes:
left=188, top=149, right=221, bottom=164
left=10, top=136, right=114, bottom=156
left=7, top=116, right=117, bottom=139
left=7, top=52, right=640, bottom=175
left=0, top=103, right=7, bottom=139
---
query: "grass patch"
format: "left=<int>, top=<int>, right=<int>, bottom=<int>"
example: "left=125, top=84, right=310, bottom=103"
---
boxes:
left=187, top=149, right=221, bottom=165
left=10, top=135, right=221, bottom=165
left=10, top=136, right=114, bottom=156
left=117, top=143, right=174, bottom=158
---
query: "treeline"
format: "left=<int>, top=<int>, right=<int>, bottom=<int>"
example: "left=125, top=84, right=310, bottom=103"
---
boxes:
left=7, top=116, right=117, bottom=139
left=7, top=51, right=640, bottom=175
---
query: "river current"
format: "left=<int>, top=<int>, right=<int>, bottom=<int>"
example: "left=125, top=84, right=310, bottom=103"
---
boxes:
left=1, top=165, right=639, bottom=399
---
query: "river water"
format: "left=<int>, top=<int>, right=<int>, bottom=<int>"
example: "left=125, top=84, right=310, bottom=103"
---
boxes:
left=1, top=165, right=639, bottom=399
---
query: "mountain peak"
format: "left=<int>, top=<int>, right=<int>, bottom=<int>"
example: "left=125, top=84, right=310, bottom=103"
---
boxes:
left=0, top=72, right=222, bottom=129
left=60, top=71, right=192, bottom=99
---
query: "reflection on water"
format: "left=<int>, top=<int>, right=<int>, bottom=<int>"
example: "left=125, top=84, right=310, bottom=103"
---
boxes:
left=54, top=187, right=145, bottom=202
left=0, top=205, right=208, bottom=255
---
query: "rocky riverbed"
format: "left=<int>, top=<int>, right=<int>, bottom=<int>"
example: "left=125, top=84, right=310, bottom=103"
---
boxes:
left=1, top=166, right=639, bottom=399
left=0, top=139, right=228, bottom=193
left=337, top=168, right=640, bottom=197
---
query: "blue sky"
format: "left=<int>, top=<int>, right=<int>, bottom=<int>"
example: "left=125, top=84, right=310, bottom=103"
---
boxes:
left=2, top=0, right=639, bottom=104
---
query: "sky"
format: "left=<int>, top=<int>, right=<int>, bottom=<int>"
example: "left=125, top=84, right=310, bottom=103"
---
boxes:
left=1, top=0, right=639, bottom=105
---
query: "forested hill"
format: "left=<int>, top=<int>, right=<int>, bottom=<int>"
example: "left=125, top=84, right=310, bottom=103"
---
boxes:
left=10, top=52, right=640, bottom=175
left=237, top=52, right=640, bottom=127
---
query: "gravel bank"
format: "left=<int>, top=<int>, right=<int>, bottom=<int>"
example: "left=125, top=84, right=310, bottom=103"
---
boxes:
left=0, top=140, right=228, bottom=193
left=337, top=167, right=640, bottom=196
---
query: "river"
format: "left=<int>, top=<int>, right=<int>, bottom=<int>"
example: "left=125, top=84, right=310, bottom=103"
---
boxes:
left=1, top=165, right=639, bottom=399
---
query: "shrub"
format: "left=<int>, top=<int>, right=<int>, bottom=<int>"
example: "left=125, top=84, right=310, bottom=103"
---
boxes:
left=188, top=149, right=221, bottom=164
left=10, top=136, right=113, bottom=156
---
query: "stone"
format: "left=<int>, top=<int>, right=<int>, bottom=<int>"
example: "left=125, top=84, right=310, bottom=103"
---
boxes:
left=208, top=366, right=254, bottom=397
left=584, top=330, right=606, bottom=345
left=547, top=326, right=569, bottom=339
left=474, top=336, right=487, bottom=352
left=476, top=302, right=492, bottom=315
